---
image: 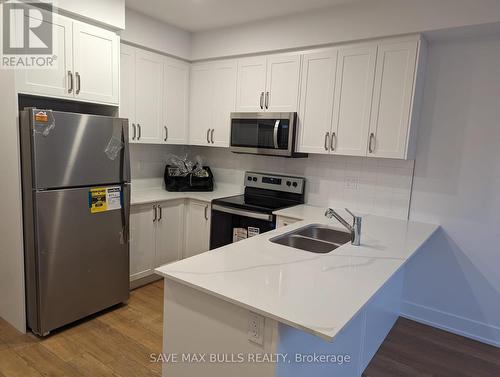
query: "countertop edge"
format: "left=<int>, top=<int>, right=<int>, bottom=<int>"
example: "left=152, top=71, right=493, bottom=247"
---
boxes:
left=154, top=269, right=336, bottom=342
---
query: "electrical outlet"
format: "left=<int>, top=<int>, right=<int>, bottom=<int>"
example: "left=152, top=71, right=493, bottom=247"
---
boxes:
left=247, top=312, right=264, bottom=345
left=344, top=176, right=359, bottom=190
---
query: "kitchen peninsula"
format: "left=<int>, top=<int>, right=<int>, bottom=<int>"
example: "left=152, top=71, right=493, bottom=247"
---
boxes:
left=155, top=205, right=439, bottom=377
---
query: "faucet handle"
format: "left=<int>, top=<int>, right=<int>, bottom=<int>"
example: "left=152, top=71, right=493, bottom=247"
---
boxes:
left=344, top=208, right=361, bottom=222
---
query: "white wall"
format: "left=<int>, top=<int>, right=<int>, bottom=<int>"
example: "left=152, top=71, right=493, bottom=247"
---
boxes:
left=191, top=0, right=500, bottom=60
left=130, top=144, right=188, bottom=180
left=403, top=35, right=500, bottom=347
left=55, top=0, right=125, bottom=29
left=131, top=143, right=415, bottom=220
left=0, top=70, right=26, bottom=333
left=121, top=8, right=191, bottom=60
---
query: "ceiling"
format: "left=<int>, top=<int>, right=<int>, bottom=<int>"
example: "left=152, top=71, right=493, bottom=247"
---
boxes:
left=125, top=0, right=360, bottom=32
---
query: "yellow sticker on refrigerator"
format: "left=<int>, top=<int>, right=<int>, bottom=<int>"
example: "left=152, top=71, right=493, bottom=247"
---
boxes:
left=89, top=187, right=122, bottom=213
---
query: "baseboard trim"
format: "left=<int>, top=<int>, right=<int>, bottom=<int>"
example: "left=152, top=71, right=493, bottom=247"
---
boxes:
left=401, top=300, right=500, bottom=348
left=130, top=274, right=162, bottom=290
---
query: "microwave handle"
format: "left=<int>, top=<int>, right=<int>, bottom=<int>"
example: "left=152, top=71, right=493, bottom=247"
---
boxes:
left=273, top=120, right=280, bottom=149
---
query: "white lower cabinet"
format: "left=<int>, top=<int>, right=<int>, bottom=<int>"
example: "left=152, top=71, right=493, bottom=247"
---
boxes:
left=130, top=199, right=211, bottom=285
left=155, top=200, right=185, bottom=266
left=129, top=204, right=156, bottom=281
left=184, top=200, right=211, bottom=258
left=130, top=200, right=184, bottom=283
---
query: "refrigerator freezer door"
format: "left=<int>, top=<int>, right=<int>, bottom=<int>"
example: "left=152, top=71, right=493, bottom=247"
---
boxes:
left=32, top=185, right=130, bottom=335
left=28, top=110, right=130, bottom=189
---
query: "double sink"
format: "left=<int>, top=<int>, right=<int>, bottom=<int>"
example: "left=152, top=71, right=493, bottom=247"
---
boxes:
left=270, top=224, right=352, bottom=253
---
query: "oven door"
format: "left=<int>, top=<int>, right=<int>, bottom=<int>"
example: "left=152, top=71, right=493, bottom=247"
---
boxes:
left=210, top=204, right=276, bottom=250
left=230, top=112, right=295, bottom=156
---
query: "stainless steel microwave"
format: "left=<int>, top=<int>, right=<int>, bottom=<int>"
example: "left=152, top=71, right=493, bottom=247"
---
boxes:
left=230, top=112, right=307, bottom=157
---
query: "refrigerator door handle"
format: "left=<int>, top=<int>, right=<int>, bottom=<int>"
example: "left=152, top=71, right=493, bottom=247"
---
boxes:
left=121, top=184, right=131, bottom=244
left=121, top=120, right=130, bottom=183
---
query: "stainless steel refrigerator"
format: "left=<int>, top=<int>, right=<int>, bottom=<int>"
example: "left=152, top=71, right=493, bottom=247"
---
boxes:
left=19, top=108, right=131, bottom=336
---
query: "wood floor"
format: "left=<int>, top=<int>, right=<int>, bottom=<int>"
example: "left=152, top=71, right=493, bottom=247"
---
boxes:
left=0, top=279, right=498, bottom=377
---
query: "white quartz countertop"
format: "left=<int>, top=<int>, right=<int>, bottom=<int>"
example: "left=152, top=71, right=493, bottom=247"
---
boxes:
left=131, top=183, right=243, bottom=205
left=155, top=205, right=439, bottom=342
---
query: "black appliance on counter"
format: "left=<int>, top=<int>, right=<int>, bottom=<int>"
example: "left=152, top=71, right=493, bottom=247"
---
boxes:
left=210, top=172, right=305, bottom=250
left=164, top=165, right=214, bottom=192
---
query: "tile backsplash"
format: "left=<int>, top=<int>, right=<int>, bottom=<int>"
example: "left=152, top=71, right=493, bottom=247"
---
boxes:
left=130, top=144, right=415, bottom=219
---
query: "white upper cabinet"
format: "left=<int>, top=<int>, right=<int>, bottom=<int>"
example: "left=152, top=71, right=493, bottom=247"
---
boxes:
left=331, top=44, right=377, bottom=156
left=368, top=40, right=419, bottom=159
left=236, top=57, right=267, bottom=112
left=297, top=36, right=424, bottom=159
left=211, top=60, right=237, bottom=147
left=121, top=44, right=190, bottom=145
left=163, top=58, right=190, bottom=145
left=16, top=11, right=119, bottom=105
left=189, top=63, right=214, bottom=146
left=236, top=54, right=301, bottom=112
left=189, top=61, right=237, bottom=147
left=298, top=49, right=338, bottom=154
left=135, top=49, right=164, bottom=144
left=119, top=44, right=136, bottom=139
left=16, top=11, right=73, bottom=99
left=72, top=22, right=119, bottom=104
left=265, top=54, right=301, bottom=112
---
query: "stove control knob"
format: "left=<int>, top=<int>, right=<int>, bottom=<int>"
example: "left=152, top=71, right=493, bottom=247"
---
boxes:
left=286, top=181, right=291, bottom=186
left=292, top=182, right=298, bottom=187
left=247, top=176, right=252, bottom=181
left=252, top=177, right=257, bottom=182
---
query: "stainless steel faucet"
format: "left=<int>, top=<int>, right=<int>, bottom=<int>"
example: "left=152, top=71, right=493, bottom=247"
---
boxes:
left=325, top=208, right=362, bottom=246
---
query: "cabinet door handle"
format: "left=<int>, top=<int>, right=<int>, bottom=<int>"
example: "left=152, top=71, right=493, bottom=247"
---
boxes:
left=369, top=132, right=375, bottom=153
left=137, top=124, right=141, bottom=140
left=260, top=92, right=264, bottom=109
left=210, top=129, right=214, bottom=144
left=324, top=132, right=330, bottom=151
left=206, top=128, right=210, bottom=143
left=75, top=72, right=81, bottom=94
left=132, top=123, right=136, bottom=140
left=158, top=205, right=162, bottom=221
left=204, top=205, right=209, bottom=220
left=164, top=126, right=168, bottom=142
left=68, top=71, right=73, bottom=93
left=153, top=205, right=157, bottom=222
left=330, top=132, right=337, bottom=151
left=265, top=91, right=269, bottom=109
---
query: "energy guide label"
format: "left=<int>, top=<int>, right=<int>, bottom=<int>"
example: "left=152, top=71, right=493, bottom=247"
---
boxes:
left=89, top=187, right=122, bottom=213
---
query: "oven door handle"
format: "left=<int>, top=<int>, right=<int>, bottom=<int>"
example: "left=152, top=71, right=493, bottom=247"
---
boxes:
left=212, top=204, right=273, bottom=222
left=273, top=120, right=280, bottom=149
